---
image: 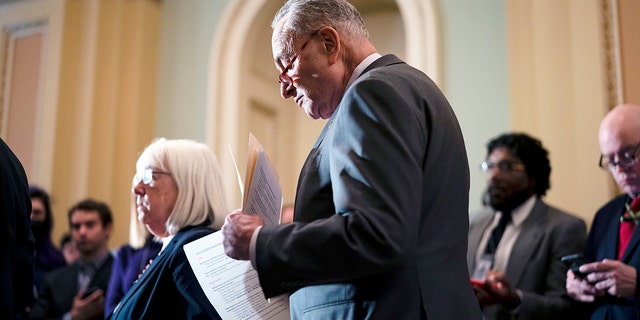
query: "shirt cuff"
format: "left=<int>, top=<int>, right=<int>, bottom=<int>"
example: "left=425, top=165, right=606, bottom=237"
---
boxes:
left=249, top=225, right=262, bottom=270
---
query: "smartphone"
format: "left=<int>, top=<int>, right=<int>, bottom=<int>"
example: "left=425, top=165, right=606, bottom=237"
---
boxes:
left=82, top=286, right=101, bottom=299
left=561, top=253, right=590, bottom=278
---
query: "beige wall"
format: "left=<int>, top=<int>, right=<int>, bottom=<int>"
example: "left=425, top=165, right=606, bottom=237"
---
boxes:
left=51, top=0, right=161, bottom=247
left=507, top=0, right=613, bottom=226
left=5, top=32, right=41, bottom=180
left=619, top=0, right=640, bottom=105
left=0, top=0, right=161, bottom=248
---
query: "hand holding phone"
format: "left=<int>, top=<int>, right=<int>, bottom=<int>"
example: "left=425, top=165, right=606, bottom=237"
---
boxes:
left=470, top=278, right=486, bottom=287
left=81, top=287, right=101, bottom=299
left=561, top=253, right=590, bottom=278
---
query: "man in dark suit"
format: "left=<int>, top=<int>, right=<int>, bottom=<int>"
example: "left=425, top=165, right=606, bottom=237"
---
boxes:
left=468, top=133, right=586, bottom=320
left=30, top=199, right=113, bottom=320
left=222, top=0, right=481, bottom=319
left=0, top=138, right=34, bottom=319
left=566, top=103, right=640, bottom=319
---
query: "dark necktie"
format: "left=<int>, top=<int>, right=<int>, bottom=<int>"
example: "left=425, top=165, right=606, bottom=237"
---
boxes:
left=484, top=211, right=512, bottom=255
left=618, top=197, right=640, bottom=260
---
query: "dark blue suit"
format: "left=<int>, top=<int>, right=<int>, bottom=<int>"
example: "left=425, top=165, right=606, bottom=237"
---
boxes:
left=583, top=194, right=640, bottom=319
left=255, top=55, right=481, bottom=319
left=108, top=226, right=221, bottom=320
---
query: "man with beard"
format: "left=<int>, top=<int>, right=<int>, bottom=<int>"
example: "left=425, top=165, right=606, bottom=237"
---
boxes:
left=30, top=199, right=113, bottom=320
left=467, top=132, right=586, bottom=320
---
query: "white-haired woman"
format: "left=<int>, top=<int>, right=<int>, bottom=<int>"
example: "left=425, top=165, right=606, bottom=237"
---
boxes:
left=108, top=138, right=226, bottom=320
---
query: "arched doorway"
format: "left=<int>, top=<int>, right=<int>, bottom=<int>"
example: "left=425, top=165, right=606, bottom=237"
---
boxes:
left=208, top=0, right=440, bottom=207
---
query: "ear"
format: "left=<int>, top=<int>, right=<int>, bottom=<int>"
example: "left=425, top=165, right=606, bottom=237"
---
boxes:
left=317, top=26, right=340, bottom=64
left=104, top=223, right=114, bottom=239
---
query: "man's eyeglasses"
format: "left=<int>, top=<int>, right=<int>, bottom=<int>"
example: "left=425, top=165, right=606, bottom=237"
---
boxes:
left=134, top=168, right=171, bottom=185
left=481, top=161, right=525, bottom=173
left=599, top=143, right=640, bottom=171
left=277, top=31, right=319, bottom=84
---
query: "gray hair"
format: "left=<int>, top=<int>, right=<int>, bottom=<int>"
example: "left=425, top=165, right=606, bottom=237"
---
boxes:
left=136, top=138, right=228, bottom=235
left=271, top=0, right=370, bottom=54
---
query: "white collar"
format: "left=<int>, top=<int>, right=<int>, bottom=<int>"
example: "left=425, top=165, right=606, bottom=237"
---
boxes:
left=499, top=195, right=536, bottom=227
left=345, top=52, right=382, bottom=90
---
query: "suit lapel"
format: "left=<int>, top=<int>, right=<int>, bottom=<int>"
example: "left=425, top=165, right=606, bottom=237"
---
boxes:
left=66, top=265, right=81, bottom=302
left=468, top=212, right=493, bottom=273
left=623, top=227, right=640, bottom=262
left=87, top=255, right=113, bottom=289
left=115, top=240, right=172, bottom=313
left=602, top=198, right=627, bottom=260
left=506, top=200, right=546, bottom=286
left=604, top=195, right=640, bottom=262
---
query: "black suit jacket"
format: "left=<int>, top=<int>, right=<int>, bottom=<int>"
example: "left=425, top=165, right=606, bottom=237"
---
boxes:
left=0, top=138, right=34, bottom=319
left=29, top=255, right=113, bottom=320
left=582, top=194, right=640, bottom=319
left=255, top=55, right=481, bottom=319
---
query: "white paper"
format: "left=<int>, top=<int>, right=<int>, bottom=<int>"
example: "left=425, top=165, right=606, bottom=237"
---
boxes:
left=228, top=144, right=244, bottom=194
left=244, top=150, right=283, bottom=226
left=184, top=231, right=290, bottom=320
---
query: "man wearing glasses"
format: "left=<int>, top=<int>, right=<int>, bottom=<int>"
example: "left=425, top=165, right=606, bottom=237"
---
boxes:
left=222, top=0, right=482, bottom=318
left=566, top=103, right=640, bottom=319
left=468, top=133, right=586, bottom=320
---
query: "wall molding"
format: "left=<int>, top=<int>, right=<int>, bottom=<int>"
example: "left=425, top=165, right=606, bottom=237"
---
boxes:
left=0, top=19, right=46, bottom=137
left=602, top=0, right=622, bottom=110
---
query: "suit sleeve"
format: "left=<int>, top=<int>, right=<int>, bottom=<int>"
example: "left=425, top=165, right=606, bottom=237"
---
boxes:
left=518, top=216, right=587, bottom=319
left=256, top=76, right=428, bottom=296
left=0, top=139, right=34, bottom=318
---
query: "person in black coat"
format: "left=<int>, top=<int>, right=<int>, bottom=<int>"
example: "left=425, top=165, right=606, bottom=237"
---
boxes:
left=0, top=138, right=34, bottom=319
left=29, top=186, right=66, bottom=297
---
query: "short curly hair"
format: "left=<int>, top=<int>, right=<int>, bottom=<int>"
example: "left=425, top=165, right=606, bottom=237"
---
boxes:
left=486, top=133, right=551, bottom=196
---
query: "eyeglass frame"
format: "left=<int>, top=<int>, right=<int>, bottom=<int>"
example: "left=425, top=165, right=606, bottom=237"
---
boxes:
left=480, top=160, right=526, bottom=173
left=134, top=167, right=171, bottom=185
left=599, top=143, right=640, bottom=171
left=277, top=30, right=320, bottom=84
